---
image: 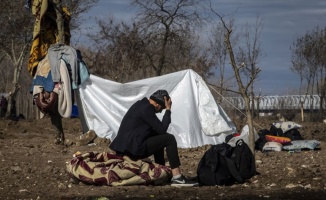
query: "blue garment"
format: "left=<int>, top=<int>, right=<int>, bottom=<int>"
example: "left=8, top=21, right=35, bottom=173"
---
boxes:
left=30, top=71, right=55, bottom=93
left=71, top=104, right=79, bottom=118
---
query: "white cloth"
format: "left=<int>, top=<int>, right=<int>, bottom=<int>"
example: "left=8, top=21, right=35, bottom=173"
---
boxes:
left=263, top=142, right=283, bottom=152
left=57, top=59, right=72, bottom=118
left=227, top=124, right=259, bottom=147
left=78, top=69, right=237, bottom=148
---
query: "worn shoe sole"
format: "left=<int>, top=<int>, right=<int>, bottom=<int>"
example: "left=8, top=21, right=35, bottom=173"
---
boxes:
left=171, top=183, right=199, bottom=187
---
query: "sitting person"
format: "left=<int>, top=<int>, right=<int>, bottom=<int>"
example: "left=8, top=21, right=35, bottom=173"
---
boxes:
left=110, top=90, right=198, bottom=187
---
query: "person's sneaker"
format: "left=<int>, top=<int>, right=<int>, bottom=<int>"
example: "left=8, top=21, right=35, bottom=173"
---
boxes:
left=171, top=175, right=199, bottom=187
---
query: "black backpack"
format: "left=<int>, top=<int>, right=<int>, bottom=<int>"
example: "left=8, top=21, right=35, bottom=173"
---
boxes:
left=270, top=125, right=283, bottom=136
left=284, top=129, right=303, bottom=141
left=197, top=139, right=256, bottom=186
left=255, top=129, right=271, bottom=151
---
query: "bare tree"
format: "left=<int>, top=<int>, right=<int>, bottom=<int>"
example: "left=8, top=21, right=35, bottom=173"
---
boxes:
left=291, top=45, right=311, bottom=122
left=209, top=2, right=262, bottom=153
left=0, top=0, right=34, bottom=119
left=86, top=18, right=148, bottom=82
left=210, top=21, right=239, bottom=103
left=61, top=0, right=99, bottom=30
left=61, top=0, right=99, bottom=45
left=132, top=0, right=207, bottom=76
left=238, top=16, right=264, bottom=118
left=291, top=26, right=326, bottom=121
left=210, top=23, right=228, bottom=103
left=85, top=1, right=213, bottom=83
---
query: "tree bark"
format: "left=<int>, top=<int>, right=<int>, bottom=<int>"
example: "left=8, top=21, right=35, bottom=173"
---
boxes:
left=5, top=43, right=29, bottom=119
left=53, top=0, right=65, bottom=44
left=51, top=0, right=65, bottom=144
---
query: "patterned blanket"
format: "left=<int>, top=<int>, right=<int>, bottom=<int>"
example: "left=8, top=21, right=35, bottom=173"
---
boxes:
left=66, top=152, right=172, bottom=186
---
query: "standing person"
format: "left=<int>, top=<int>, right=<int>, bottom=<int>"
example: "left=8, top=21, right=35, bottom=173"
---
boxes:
left=0, top=96, right=8, bottom=118
left=110, top=90, right=198, bottom=187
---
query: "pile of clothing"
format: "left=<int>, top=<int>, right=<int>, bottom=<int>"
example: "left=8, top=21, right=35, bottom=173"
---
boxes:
left=255, top=121, right=320, bottom=152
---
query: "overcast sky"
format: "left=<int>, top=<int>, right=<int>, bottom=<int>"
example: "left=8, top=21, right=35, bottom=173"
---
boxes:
left=75, top=0, right=326, bottom=95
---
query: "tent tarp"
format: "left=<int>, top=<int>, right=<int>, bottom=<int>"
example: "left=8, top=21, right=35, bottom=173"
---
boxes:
left=78, top=69, right=237, bottom=148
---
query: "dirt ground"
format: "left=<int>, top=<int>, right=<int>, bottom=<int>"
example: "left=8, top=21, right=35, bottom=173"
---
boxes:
left=1, top=116, right=326, bottom=200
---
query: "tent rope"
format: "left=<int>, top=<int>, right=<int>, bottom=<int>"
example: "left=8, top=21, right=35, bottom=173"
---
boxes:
left=208, top=84, right=264, bottom=130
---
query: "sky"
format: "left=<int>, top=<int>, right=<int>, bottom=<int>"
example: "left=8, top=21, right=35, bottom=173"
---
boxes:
left=74, top=0, right=326, bottom=96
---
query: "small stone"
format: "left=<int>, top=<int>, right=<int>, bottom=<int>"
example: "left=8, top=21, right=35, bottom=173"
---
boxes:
left=270, top=183, right=276, bottom=187
left=65, top=139, right=73, bottom=146
left=11, top=166, right=22, bottom=172
left=19, top=189, right=28, bottom=193
left=76, top=130, right=97, bottom=146
left=285, top=183, right=297, bottom=188
left=58, top=182, right=66, bottom=189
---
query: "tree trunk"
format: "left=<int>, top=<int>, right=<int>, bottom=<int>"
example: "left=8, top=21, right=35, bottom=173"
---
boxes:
left=224, top=28, right=256, bottom=153
left=243, top=95, right=255, bottom=153
left=5, top=43, right=28, bottom=119
left=250, top=85, right=255, bottom=118
left=50, top=0, right=65, bottom=144
left=53, top=0, right=65, bottom=44
left=300, top=102, right=304, bottom=122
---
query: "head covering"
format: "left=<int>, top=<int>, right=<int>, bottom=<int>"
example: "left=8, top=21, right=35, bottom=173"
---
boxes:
left=150, top=90, right=169, bottom=108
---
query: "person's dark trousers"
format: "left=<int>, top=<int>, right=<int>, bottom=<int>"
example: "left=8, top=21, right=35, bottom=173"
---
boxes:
left=145, top=133, right=181, bottom=169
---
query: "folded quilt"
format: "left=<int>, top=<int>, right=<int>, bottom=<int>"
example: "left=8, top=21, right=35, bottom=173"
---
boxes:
left=272, top=121, right=302, bottom=133
left=283, top=140, right=321, bottom=150
left=66, top=152, right=172, bottom=186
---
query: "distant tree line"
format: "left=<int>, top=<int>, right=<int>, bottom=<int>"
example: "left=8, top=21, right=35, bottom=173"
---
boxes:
left=0, top=0, right=324, bottom=149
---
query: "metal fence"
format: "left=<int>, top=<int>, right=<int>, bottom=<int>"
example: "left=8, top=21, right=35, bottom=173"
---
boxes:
left=225, top=95, right=322, bottom=111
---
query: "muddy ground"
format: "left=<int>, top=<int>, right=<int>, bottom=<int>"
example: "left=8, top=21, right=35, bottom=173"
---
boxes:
left=0, top=116, right=326, bottom=200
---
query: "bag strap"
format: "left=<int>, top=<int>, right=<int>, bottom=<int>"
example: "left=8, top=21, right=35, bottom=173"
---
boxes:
left=224, top=156, right=244, bottom=183
left=226, top=140, right=245, bottom=183
left=235, top=139, right=244, bottom=146
left=232, top=139, right=244, bottom=164
left=205, top=145, right=219, bottom=172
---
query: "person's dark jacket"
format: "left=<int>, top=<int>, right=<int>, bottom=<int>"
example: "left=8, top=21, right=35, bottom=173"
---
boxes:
left=110, top=97, right=171, bottom=156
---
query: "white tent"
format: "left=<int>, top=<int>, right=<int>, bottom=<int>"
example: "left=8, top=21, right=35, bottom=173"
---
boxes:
left=78, top=69, right=237, bottom=148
